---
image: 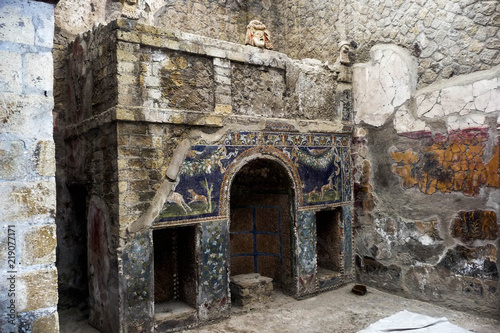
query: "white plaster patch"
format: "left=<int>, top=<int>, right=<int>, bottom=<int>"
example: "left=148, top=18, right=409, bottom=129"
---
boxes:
left=418, top=235, right=434, bottom=246
left=475, top=87, right=500, bottom=113
left=416, top=92, right=437, bottom=117
left=447, top=113, right=486, bottom=131
left=440, top=85, right=473, bottom=115
left=472, top=78, right=497, bottom=97
left=423, top=104, right=444, bottom=118
left=394, top=105, right=427, bottom=133
left=354, top=45, right=416, bottom=127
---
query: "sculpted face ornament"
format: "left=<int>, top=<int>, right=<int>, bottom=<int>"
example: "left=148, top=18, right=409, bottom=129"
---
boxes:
left=330, top=41, right=353, bottom=83
left=339, top=41, right=351, bottom=65
left=245, top=20, right=273, bottom=50
left=120, top=0, right=139, bottom=20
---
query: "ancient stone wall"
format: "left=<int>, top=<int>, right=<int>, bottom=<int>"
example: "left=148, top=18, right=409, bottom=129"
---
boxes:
left=0, top=0, right=59, bottom=332
left=54, top=0, right=500, bottom=96
left=352, top=45, right=500, bottom=318
left=48, top=0, right=500, bottom=326
left=342, top=0, right=500, bottom=87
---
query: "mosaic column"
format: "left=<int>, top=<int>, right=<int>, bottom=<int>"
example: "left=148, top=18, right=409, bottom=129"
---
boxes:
left=343, top=206, right=354, bottom=275
left=198, top=220, right=230, bottom=321
left=295, top=210, right=317, bottom=295
left=122, top=230, right=154, bottom=332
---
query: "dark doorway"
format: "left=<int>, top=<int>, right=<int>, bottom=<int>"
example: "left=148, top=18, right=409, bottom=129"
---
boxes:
left=229, top=159, right=294, bottom=290
left=57, top=184, right=89, bottom=311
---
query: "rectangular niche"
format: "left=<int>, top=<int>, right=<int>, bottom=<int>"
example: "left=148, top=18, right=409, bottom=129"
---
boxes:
left=153, top=225, right=198, bottom=325
left=315, top=208, right=342, bottom=282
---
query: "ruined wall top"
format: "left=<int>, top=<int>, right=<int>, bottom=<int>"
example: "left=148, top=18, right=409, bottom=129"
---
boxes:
left=55, top=0, right=499, bottom=90
left=62, top=19, right=350, bottom=137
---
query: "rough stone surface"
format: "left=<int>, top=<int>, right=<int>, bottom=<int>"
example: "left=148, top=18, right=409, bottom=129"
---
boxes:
left=0, top=1, right=58, bottom=331
left=32, top=312, right=59, bottom=333
left=352, top=47, right=500, bottom=317
left=18, top=268, right=58, bottom=312
left=230, top=273, right=274, bottom=307
left=21, top=225, right=57, bottom=266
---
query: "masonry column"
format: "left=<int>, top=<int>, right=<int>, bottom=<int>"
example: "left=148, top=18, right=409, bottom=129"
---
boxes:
left=0, top=0, right=59, bottom=332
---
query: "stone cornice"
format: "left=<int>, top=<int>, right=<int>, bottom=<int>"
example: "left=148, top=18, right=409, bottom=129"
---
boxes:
left=114, top=19, right=289, bottom=70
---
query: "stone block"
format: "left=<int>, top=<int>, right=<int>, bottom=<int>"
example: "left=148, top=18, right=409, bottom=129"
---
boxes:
left=230, top=273, right=273, bottom=307
left=0, top=181, right=56, bottom=223
left=25, top=53, right=53, bottom=92
left=0, top=51, right=22, bottom=93
left=0, top=4, right=35, bottom=45
left=0, top=140, right=27, bottom=180
left=35, top=140, right=55, bottom=177
left=214, top=58, right=231, bottom=68
left=214, top=75, right=231, bottom=85
left=0, top=93, right=54, bottom=138
left=214, top=104, right=232, bottom=114
left=21, top=225, right=56, bottom=266
left=32, top=312, right=59, bottom=333
left=18, top=268, right=58, bottom=312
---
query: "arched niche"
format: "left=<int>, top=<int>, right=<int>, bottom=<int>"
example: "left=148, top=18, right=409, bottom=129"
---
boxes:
left=225, top=151, right=299, bottom=292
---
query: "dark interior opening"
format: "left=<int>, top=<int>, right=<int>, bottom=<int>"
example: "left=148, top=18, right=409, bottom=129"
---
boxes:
left=153, top=225, right=198, bottom=314
left=57, top=184, right=89, bottom=311
left=230, top=159, right=293, bottom=291
left=316, top=208, right=342, bottom=281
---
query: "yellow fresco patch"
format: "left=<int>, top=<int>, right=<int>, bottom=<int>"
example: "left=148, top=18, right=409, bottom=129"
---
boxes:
left=391, top=136, right=499, bottom=196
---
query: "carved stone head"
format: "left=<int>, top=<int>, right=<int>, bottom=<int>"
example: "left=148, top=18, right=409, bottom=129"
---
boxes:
left=120, top=0, right=139, bottom=20
left=338, top=41, right=351, bottom=65
left=245, top=20, right=273, bottom=50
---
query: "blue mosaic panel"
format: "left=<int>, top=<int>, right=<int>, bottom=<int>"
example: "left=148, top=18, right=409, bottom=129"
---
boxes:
left=343, top=206, right=353, bottom=271
left=123, top=231, right=153, bottom=325
left=297, top=147, right=343, bottom=205
left=342, top=146, right=351, bottom=202
left=155, top=131, right=352, bottom=223
left=342, top=89, right=352, bottom=122
left=155, top=145, right=229, bottom=222
left=296, top=210, right=316, bottom=293
left=199, top=220, right=229, bottom=319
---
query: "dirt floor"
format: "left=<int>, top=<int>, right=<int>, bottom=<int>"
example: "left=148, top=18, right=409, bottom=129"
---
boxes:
left=59, top=284, right=500, bottom=332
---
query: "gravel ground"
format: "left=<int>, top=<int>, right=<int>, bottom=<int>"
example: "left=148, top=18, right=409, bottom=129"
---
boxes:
left=59, top=284, right=500, bottom=333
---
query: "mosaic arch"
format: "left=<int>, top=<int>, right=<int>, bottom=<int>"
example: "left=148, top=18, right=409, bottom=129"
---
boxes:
left=219, top=146, right=303, bottom=217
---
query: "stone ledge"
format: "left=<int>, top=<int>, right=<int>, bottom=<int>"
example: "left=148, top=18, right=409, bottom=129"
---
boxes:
left=62, top=105, right=350, bottom=138
left=115, top=19, right=288, bottom=70
left=62, top=106, right=224, bottom=137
